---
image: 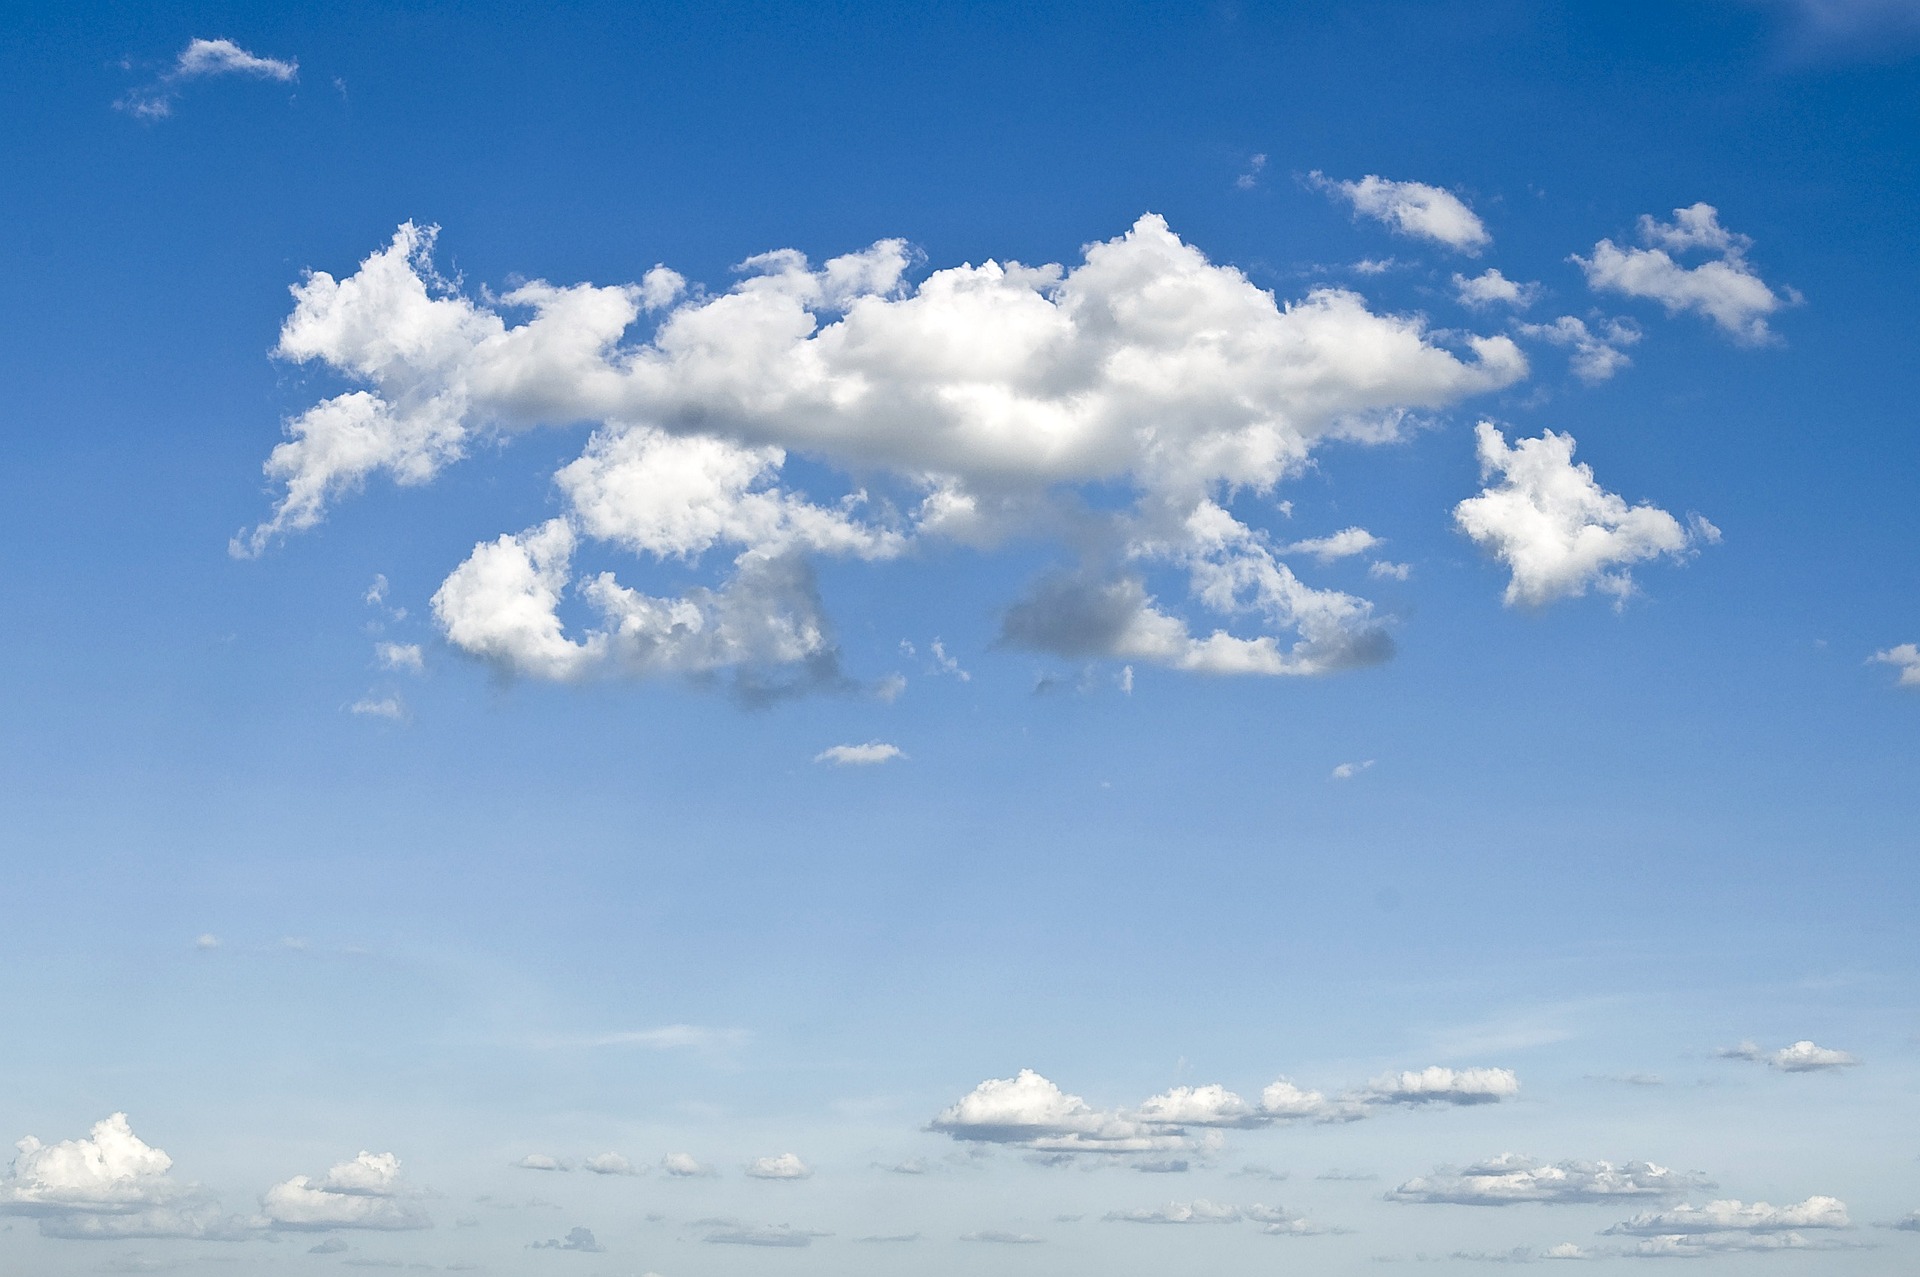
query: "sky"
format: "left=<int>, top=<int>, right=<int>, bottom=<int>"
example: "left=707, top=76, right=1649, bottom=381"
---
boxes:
left=2, top=0, right=1919, bottom=1273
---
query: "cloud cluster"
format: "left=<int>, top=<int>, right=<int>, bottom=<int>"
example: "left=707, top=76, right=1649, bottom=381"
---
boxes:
left=119, top=38, right=298, bottom=119
left=1387, top=1153, right=1699, bottom=1205
left=1514, top=316, right=1641, bottom=383
left=1315, top=173, right=1492, bottom=253
left=242, top=215, right=1528, bottom=690
left=1576, top=204, right=1795, bottom=344
left=1605, top=1195, right=1853, bottom=1257
left=1455, top=423, right=1714, bottom=606
left=930, top=1066, right=1518, bottom=1156
left=1871, top=643, right=1920, bottom=687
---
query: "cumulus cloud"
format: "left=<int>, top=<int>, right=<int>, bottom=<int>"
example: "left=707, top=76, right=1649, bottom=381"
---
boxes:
left=1605, top=1196, right=1851, bottom=1235
left=1281, top=527, right=1383, bottom=562
left=1575, top=204, right=1795, bottom=344
left=1454, top=423, right=1713, bottom=606
left=1617, top=1230, right=1856, bottom=1256
left=930, top=1070, right=1189, bottom=1154
left=1871, top=643, right=1920, bottom=687
left=375, top=642, right=423, bottom=673
left=660, top=1153, right=717, bottom=1178
left=744, top=1153, right=811, bottom=1180
left=1314, top=173, right=1492, bottom=253
left=0, top=1113, right=242, bottom=1241
left=119, top=38, right=298, bottom=119
left=240, top=216, right=1526, bottom=690
left=581, top=1153, right=638, bottom=1176
left=530, top=1226, right=603, bottom=1251
left=1455, top=269, right=1540, bottom=309
left=813, top=742, right=904, bottom=766
left=1514, top=316, right=1641, bottom=383
left=1771, top=1040, right=1861, bottom=1071
left=1388, top=1154, right=1699, bottom=1205
left=1105, top=1199, right=1241, bottom=1224
left=259, top=1152, right=429, bottom=1231
left=1362, top=1066, right=1519, bottom=1106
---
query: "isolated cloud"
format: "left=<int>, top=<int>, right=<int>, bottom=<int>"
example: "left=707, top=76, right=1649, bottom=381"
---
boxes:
left=703, top=1221, right=824, bottom=1247
left=1105, top=1199, right=1241, bottom=1224
left=530, top=1226, right=604, bottom=1251
left=375, top=642, right=423, bottom=672
left=1717, top=1039, right=1860, bottom=1071
left=1329, top=759, right=1374, bottom=780
left=1455, top=423, right=1713, bottom=606
left=1455, top=269, right=1540, bottom=309
left=1315, top=173, right=1492, bottom=253
left=813, top=742, right=904, bottom=766
left=1388, top=1154, right=1698, bottom=1205
left=513, top=1154, right=566, bottom=1172
left=259, top=1152, right=429, bottom=1231
left=1606, top=1196, right=1850, bottom=1235
left=1871, top=644, right=1920, bottom=687
left=581, top=1153, right=637, bottom=1176
left=1281, top=527, right=1383, bottom=562
left=1362, top=1066, right=1519, bottom=1106
left=0, top=1114, right=182, bottom=1217
left=119, top=38, right=298, bottom=119
left=744, top=1153, right=812, bottom=1180
left=1515, top=316, right=1641, bottom=383
left=1575, top=204, right=1794, bottom=343
left=959, top=1229, right=1044, bottom=1243
left=661, top=1153, right=717, bottom=1178
left=241, top=216, right=1526, bottom=689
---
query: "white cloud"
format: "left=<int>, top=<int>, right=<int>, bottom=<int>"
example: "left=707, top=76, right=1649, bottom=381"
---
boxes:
left=1605, top=1196, right=1851, bottom=1235
left=1105, top=1199, right=1241, bottom=1224
left=375, top=642, right=423, bottom=673
left=1871, top=643, right=1920, bottom=687
left=744, top=1153, right=812, bottom=1180
left=959, top=1229, right=1043, bottom=1243
left=813, top=742, right=905, bottom=766
left=513, top=1154, right=566, bottom=1172
left=1368, top=560, right=1412, bottom=581
left=1388, top=1154, right=1698, bottom=1205
left=259, top=1152, right=429, bottom=1231
left=118, top=38, right=298, bottom=119
left=348, top=695, right=405, bottom=720
left=1281, top=527, right=1383, bottom=562
left=1455, top=269, right=1540, bottom=309
left=660, top=1152, right=717, bottom=1178
left=1314, top=173, right=1491, bottom=253
left=581, top=1153, right=638, bottom=1177
left=1363, top=1066, right=1519, bottom=1105
left=241, top=216, right=1527, bottom=689
left=1769, top=1040, right=1861, bottom=1072
left=1134, top=1085, right=1265, bottom=1128
left=1714, top=1040, right=1765, bottom=1062
left=1246, top=1203, right=1339, bottom=1235
left=1575, top=204, right=1794, bottom=344
left=1514, top=316, right=1641, bottom=383
left=530, top=1226, right=604, bottom=1251
left=703, top=1221, right=824, bottom=1246
left=1455, top=423, right=1711, bottom=606
left=0, top=1114, right=188, bottom=1220
left=1618, top=1230, right=1854, bottom=1256
left=1235, top=153, right=1268, bottom=190
left=930, top=1070, right=1186, bottom=1154
left=1330, top=759, right=1374, bottom=781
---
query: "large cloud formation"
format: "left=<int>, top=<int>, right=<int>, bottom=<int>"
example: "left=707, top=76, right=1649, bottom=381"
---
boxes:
left=0, top=1114, right=247, bottom=1241
left=240, top=215, right=1528, bottom=691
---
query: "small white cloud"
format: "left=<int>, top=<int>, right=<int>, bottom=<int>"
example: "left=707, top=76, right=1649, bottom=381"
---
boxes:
left=704, top=1222, right=824, bottom=1246
left=744, top=1153, right=811, bottom=1180
left=581, top=1153, right=638, bottom=1177
left=1363, top=1066, right=1518, bottom=1105
left=1871, top=643, right=1920, bottom=687
left=118, top=38, right=298, bottom=119
left=1575, top=204, right=1795, bottom=344
left=1515, top=315, right=1641, bottom=383
left=1104, top=1199, right=1240, bottom=1224
left=1314, top=172, right=1492, bottom=253
left=928, top=639, right=971, bottom=681
left=193, top=934, right=219, bottom=950
left=1769, top=1040, right=1860, bottom=1072
left=1367, top=560, right=1412, bottom=581
left=1606, top=1195, right=1851, bottom=1236
left=813, top=742, right=905, bottom=766
left=513, top=1154, right=567, bottom=1172
left=1388, top=1153, right=1696, bottom=1205
left=348, top=695, right=406, bottom=720
left=260, top=1152, right=429, bottom=1232
left=1235, top=153, right=1268, bottom=190
left=375, top=642, right=423, bottom=673
left=1455, top=269, right=1540, bottom=309
left=1246, top=1203, right=1339, bottom=1235
left=364, top=574, right=389, bottom=606
left=660, top=1152, right=717, bottom=1178
left=1281, top=527, right=1382, bottom=562
left=1455, top=422, right=1709, bottom=606
left=1329, top=759, right=1375, bottom=781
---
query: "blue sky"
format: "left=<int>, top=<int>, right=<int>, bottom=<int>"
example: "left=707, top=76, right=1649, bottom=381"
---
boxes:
left=2, top=0, right=1919, bottom=1272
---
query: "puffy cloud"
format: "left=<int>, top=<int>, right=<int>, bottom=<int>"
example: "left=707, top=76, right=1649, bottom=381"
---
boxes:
left=813, top=742, right=904, bottom=766
left=513, top=1154, right=566, bottom=1172
left=1575, top=204, right=1795, bottom=344
left=1716, top=1039, right=1861, bottom=1071
left=660, top=1152, right=717, bottom=1178
left=1, top=1114, right=190, bottom=1219
left=1606, top=1196, right=1850, bottom=1235
left=243, top=216, right=1527, bottom=689
left=1314, top=173, right=1492, bottom=253
left=1281, top=527, right=1383, bottom=562
left=530, top=1226, right=604, bottom=1251
left=1246, top=1203, right=1339, bottom=1235
left=581, top=1153, right=637, bottom=1177
left=930, top=1070, right=1187, bottom=1154
left=119, top=38, right=298, bottom=119
left=1362, top=1066, right=1519, bottom=1106
left=259, top=1152, right=429, bottom=1231
left=1454, top=423, right=1713, bottom=606
left=375, top=642, right=423, bottom=673
left=1105, top=1199, right=1240, bottom=1224
left=744, top=1153, right=812, bottom=1180
left=1514, top=316, right=1641, bottom=383
left=1455, top=269, right=1540, bottom=309
left=1871, top=643, right=1920, bottom=687
left=1388, top=1154, right=1698, bottom=1205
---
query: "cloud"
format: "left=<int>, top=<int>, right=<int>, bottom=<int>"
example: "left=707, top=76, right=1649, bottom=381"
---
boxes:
left=194, top=934, right=219, bottom=950
left=744, top=1153, right=812, bottom=1180
left=1246, top=1203, right=1341, bottom=1235
left=375, top=642, right=423, bottom=673
left=1105, top=1199, right=1241, bottom=1224
left=119, top=38, right=298, bottom=119
left=1455, top=269, right=1540, bottom=309
left=703, top=1222, right=823, bottom=1246
left=1454, top=423, right=1713, bottom=606
left=239, top=216, right=1527, bottom=691
left=1330, top=759, right=1374, bottom=780
left=513, top=1154, right=567, bottom=1172
left=1313, top=173, right=1491, bottom=253
left=1, top=1114, right=188, bottom=1217
left=1368, top=560, right=1412, bottom=581
left=1362, top=1066, right=1519, bottom=1106
left=1388, top=1154, right=1699, bottom=1205
left=530, top=1226, right=604, bottom=1251
left=1884, top=1211, right=1920, bottom=1231
left=259, top=1152, right=430, bottom=1231
left=309, top=1238, right=349, bottom=1253
left=1871, top=643, right=1920, bottom=687
left=660, top=1153, right=717, bottom=1178
left=1768, top=1040, right=1861, bottom=1071
left=813, top=742, right=904, bottom=766
left=930, top=1070, right=1188, bottom=1154
left=348, top=695, right=405, bottom=720
left=1605, top=1196, right=1850, bottom=1235
left=1575, top=204, right=1795, bottom=344
left=581, top=1153, right=638, bottom=1177
left=1236, top=153, right=1268, bottom=190
left=960, top=1229, right=1044, bottom=1243
left=1616, top=1230, right=1857, bottom=1256
left=1281, top=527, right=1383, bottom=562
left=1514, top=316, right=1641, bottom=383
